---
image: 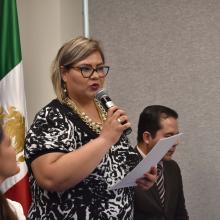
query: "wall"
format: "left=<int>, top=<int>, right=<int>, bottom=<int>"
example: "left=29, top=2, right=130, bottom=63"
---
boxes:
left=89, top=0, right=220, bottom=219
left=17, top=0, right=83, bottom=123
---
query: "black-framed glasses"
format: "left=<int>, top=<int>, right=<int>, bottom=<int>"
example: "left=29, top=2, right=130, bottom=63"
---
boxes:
left=71, top=65, right=110, bottom=78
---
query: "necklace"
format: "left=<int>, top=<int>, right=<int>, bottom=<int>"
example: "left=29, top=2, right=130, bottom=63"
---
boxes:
left=63, top=97, right=107, bottom=134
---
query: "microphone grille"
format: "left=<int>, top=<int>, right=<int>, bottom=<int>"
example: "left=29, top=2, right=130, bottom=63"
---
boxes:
left=95, top=88, right=108, bottom=101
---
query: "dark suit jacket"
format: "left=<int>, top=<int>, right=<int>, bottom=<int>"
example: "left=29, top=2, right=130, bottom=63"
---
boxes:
left=134, top=149, right=189, bottom=220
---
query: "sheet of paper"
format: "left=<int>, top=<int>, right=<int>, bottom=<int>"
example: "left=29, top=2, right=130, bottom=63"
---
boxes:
left=109, top=133, right=183, bottom=190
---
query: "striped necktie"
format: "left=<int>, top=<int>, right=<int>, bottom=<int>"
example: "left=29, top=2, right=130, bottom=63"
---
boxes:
left=156, top=162, right=165, bottom=207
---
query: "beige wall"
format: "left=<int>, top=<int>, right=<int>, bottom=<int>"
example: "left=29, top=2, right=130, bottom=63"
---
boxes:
left=89, top=0, right=220, bottom=219
left=17, top=0, right=83, bottom=124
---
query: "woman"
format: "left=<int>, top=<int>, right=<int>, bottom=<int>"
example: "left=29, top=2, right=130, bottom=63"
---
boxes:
left=0, top=124, right=26, bottom=220
left=25, top=36, right=156, bottom=219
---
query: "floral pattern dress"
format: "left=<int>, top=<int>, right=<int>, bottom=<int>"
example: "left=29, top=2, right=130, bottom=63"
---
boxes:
left=25, top=99, right=140, bottom=220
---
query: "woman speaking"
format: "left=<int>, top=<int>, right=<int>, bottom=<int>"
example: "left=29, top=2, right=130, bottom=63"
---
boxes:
left=25, top=36, right=156, bottom=219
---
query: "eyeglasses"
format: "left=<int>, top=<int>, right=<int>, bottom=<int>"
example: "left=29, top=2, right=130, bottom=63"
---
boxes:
left=71, top=65, right=110, bottom=78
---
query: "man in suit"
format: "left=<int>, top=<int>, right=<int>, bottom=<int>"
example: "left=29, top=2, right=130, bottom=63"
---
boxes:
left=134, top=105, right=189, bottom=220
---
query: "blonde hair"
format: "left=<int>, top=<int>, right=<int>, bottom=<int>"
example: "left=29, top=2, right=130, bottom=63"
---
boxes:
left=51, top=36, right=105, bottom=102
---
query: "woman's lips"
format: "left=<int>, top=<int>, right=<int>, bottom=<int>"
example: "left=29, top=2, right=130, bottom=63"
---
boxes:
left=90, top=83, right=99, bottom=91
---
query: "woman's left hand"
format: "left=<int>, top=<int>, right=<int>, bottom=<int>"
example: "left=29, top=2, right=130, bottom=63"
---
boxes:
left=135, top=166, right=157, bottom=190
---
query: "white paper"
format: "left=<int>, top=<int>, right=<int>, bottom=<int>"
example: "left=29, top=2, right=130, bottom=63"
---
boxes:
left=109, top=133, right=183, bottom=190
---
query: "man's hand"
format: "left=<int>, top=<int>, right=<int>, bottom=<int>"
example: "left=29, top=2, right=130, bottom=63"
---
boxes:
left=136, top=166, right=157, bottom=190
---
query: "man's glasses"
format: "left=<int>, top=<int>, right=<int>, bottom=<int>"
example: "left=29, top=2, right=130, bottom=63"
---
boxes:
left=71, top=65, right=110, bottom=78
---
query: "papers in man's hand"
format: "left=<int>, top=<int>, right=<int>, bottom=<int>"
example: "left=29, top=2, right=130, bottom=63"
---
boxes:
left=109, top=133, right=183, bottom=190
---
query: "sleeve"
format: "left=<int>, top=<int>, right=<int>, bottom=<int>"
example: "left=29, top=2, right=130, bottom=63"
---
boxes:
left=7, top=199, right=26, bottom=220
left=25, top=106, right=77, bottom=165
left=175, top=163, right=189, bottom=220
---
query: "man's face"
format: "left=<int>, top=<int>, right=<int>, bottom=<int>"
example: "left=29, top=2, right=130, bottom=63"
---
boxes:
left=149, top=117, right=179, bottom=161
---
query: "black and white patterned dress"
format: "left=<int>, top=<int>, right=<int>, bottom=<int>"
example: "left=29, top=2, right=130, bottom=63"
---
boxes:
left=25, top=99, right=140, bottom=220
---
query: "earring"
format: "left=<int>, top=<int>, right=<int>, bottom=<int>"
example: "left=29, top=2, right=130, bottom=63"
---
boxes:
left=62, top=83, right=68, bottom=98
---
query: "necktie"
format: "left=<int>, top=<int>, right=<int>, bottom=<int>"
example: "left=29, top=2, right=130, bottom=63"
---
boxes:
left=156, top=162, right=165, bottom=207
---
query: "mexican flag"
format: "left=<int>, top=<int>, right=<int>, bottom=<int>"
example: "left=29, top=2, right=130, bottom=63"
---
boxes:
left=0, top=0, right=31, bottom=215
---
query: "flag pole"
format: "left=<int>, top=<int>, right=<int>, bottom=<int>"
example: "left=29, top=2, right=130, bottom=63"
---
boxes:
left=83, top=0, right=89, bottom=37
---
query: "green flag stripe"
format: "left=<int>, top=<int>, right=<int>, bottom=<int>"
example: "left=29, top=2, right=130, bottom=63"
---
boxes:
left=0, top=0, right=22, bottom=80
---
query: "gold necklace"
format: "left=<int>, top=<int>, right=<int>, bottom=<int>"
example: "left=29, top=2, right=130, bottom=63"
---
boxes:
left=63, top=97, right=107, bottom=134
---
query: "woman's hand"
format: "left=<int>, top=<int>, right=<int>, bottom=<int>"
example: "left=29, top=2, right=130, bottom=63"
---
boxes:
left=136, top=166, right=157, bottom=190
left=99, top=106, right=131, bottom=146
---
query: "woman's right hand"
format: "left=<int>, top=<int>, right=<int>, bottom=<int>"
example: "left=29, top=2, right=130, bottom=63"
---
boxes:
left=99, top=106, right=131, bottom=146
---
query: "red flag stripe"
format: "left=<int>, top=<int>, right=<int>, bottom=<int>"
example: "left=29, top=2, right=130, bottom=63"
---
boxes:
left=5, top=173, right=31, bottom=216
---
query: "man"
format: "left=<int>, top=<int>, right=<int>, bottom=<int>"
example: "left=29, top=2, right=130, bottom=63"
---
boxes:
left=134, top=105, right=189, bottom=220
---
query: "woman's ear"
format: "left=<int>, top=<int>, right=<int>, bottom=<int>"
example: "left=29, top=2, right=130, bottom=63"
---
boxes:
left=142, top=131, right=151, bottom=145
left=60, top=66, right=67, bottom=82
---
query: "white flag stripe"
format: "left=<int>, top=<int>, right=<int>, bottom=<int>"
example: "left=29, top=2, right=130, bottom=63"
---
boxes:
left=0, top=61, right=29, bottom=193
left=0, top=61, right=28, bottom=127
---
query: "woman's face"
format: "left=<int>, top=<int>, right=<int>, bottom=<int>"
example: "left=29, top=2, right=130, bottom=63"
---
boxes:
left=0, top=130, right=20, bottom=184
left=62, top=51, right=105, bottom=102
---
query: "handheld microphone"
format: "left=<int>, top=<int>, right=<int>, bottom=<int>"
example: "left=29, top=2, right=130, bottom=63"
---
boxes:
left=96, top=88, right=132, bottom=135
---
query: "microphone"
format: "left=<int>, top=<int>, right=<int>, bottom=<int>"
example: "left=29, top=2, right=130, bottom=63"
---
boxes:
left=96, top=88, right=132, bottom=135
